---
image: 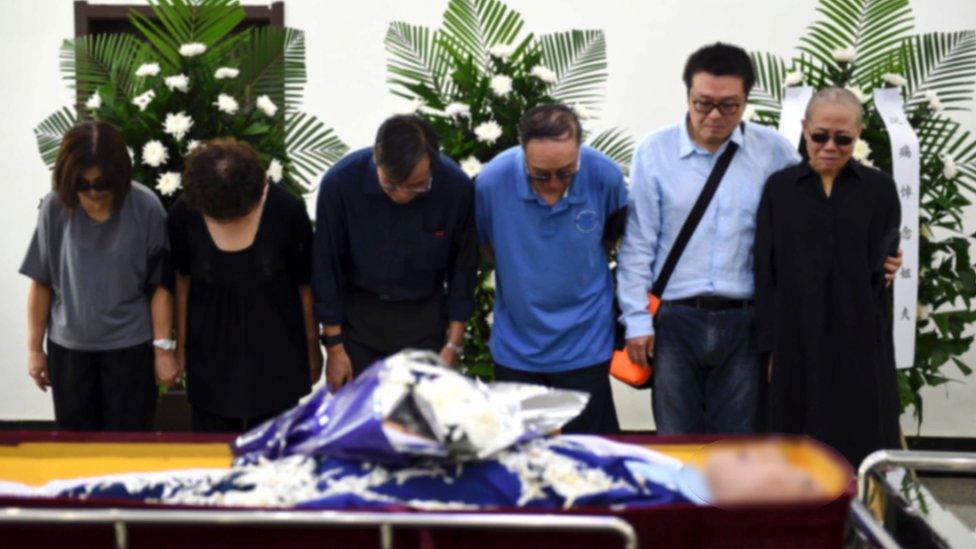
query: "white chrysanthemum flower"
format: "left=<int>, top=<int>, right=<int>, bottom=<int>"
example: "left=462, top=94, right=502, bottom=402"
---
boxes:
left=135, top=62, right=161, bottom=77
left=214, top=93, right=239, bottom=115
left=131, top=90, right=156, bottom=112
left=940, top=153, right=958, bottom=179
left=460, top=156, right=482, bottom=178
left=85, top=91, right=102, bottom=110
left=852, top=139, right=872, bottom=162
left=918, top=303, right=931, bottom=321
left=163, top=111, right=194, bottom=142
left=832, top=47, right=857, bottom=64
left=164, top=74, right=190, bottom=92
left=186, top=140, right=201, bottom=154
left=214, top=67, right=239, bottom=79
left=783, top=71, right=804, bottom=87
left=925, top=90, right=943, bottom=112
left=530, top=65, right=557, bottom=83
left=489, top=43, right=516, bottom=60
left=742, top=104, right=757, bottom=122
left=256, top=94, right=278, bottom=117
left=155, top=171, right=182, bottom=196
left=474, top=120, right=503, bottom=144
left=267, top=158, right=284, bottom=183
left=141, top=140, right=168, bottom=168
left=845, top=85, right=871, bottom=104
left=882, top=73, right=907, bottom=87
left=444, top=102, right=471, bottom=119
left=572, top=103, right=591, bottom=120
left=179, top=42, right=207, bottom=57
left=490, top=74, right=513, bottom=97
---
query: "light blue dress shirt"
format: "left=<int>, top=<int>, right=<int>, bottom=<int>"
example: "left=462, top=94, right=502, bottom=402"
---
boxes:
left=616, top=119, right=801, bottom=339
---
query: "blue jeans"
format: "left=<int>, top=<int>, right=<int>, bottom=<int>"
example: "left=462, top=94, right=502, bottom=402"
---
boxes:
left=651, top=303, right=760, bottom=434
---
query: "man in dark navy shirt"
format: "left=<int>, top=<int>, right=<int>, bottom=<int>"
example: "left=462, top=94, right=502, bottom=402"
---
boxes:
left=313, top=115, right=477, bottom=389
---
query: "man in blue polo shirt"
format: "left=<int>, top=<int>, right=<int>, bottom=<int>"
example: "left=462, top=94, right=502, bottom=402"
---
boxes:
left=475, top=104, right=628, bottom=433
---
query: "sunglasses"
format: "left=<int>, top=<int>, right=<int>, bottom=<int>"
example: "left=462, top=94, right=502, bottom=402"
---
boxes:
left=76, top=178, right=110, bottom=192
left=691, top=99, right=743, bottom=116
left=808, top=133, right=855, bottom=146
left=525, top=160, right=580, bottom=184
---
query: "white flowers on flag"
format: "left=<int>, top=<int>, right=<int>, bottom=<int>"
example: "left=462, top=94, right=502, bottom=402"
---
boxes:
left=490, top=74, right=513, bottom=97
left=940, top=153, right=958, bottom=179
left=882, top=73, right=907, bottom=87
left=164, top=74, right=190, bottom=92
left=853, top=139, right=873, bottom=167
left=530, top=65, right=557, bottom=84
left=85, top=91, right=101, bottom=111
left=845, top=85, right=870, bottom=104
left=214, top=93, right=239, bottom=115
left=132, top=90, right=156, bottom=112
left=444, top=102, right=471, bottom=119
left=214, top=67, right=239, bottom=80
left=267, top=158, right=284, bottom=183
left=179, top=43, right=207, bottom=57
left=135, top=63, right=161, bottom=77
left=155, top=171, right=182, bottom=196
left=832, top=47, right=857, bottom=64
left=460, top=156, right=482, bottom=178
left=141, top=140, right=169, bottom=168
left=925, top=90, right=944, bottom=112
left=489, top=43, right=516, bottom=60
left=783, top=71, right=804, bottom=87
left=163, top=111, right=193, bottom=141
left=474, top=121, right=503, bottom=144
left=256, top=94, right=278, bottom=117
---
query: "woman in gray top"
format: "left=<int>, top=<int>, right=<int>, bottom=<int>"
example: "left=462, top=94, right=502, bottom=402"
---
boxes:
left=20, top=121, right=180, bottom=430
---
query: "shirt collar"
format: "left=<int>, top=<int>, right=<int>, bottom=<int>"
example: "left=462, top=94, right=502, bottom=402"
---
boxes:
left=795, top=158, right=864, bottom=183
left=515, top=147, right=587, bottom=206
left=679, top=115, right=745, bottom=158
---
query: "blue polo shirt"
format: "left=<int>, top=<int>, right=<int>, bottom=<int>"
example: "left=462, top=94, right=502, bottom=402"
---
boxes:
left=475, top=145, right=628, bottom=372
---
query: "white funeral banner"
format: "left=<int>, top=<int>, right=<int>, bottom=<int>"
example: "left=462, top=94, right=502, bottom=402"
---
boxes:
left=777, top=86, right=814, bottom=149
left=874, top=87, right=920, bottom=369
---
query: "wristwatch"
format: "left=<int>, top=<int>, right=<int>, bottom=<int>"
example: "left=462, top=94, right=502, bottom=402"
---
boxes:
left=153, top=338, right=177, bottom=352
left=319, top=333, right=344, bottom=349
left=444, top=341, right=464, bottom=356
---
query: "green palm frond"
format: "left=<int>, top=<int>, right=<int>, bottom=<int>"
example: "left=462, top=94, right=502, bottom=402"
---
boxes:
left=588, top=127, right=634, bottom=176
left=440, top=0, right=525, bottom=70
left=749, top=52, right=788, bottom=112
left=60, top=33, right=148, bottom=104
left=798, top=0, right=915, bottom=82
left=129, top=0, right=245, bottom=67
left=34, top=107, right=78, bottom=168
left=902, top=31, right=976, bottom=111
left=232, top=26, right=307, bottom=112
left=385, top=22, right=453, bottom=101
left=539, top=30, right=607, bottom=110
left=285, top=112, right=349, bottom=190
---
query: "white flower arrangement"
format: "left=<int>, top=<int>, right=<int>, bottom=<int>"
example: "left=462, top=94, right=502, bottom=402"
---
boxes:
left=179, top=42, right=207, bottom=57
left=940, top=153, right=958, bottom=179
left=783, top=71, right=804, bottom=87
left=882, top=73, right=908, bottom=87
left=530, top=65, right=557, bottom=84
left=141, top=140, right=169, bottom=168
left=853, top=138, right=874, bottom=166
left=155, top=171, right=182, bottom=196
left=474, top=120, right=503, bottom=144
left=444, top=102, right=471, bottom=119
left=214, top=93, right=239, bottom=115
left=256, top=94, right=278, bottom=117
left=267, top=158, right=284, bottom=183
left=490, top=74, right=513, bottom=97
left=163, top=111, right=194, bottom=141
left=214, top=67, right=240, bottom=80
left=925, top=89, right=944, bottom=112
left=832, top=47, right=857, bottom=64
left=187, top=139, right=201, bottom=154
left=135, top=62, right=161, bottom=77
left=459, top=156, right=482, bottom=178
left=164, top=74, right=190, bottom=93
left=132, top=90, right=156, bottom=112
left=85, top=91, right=101, bottom=111
left=845, top=85, right=871, bottom=104
left=489, top=43, right=516, bottom=60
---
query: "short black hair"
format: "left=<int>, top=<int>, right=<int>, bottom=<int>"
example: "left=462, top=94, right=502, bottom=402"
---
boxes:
left=682, top=42, right=755, bottom=96
left=373, top=115, right=440, bottom=182
left=519, top=104, right=582, bottom=145
left=182, top=138, right=266, bottom=220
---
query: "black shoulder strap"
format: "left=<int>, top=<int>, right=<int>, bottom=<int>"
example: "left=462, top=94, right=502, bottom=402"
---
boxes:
left=650, top=139, right=740, bottom=297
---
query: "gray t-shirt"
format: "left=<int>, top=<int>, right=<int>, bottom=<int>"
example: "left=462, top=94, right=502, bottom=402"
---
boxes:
left=20, top=182, right=170, bottom=351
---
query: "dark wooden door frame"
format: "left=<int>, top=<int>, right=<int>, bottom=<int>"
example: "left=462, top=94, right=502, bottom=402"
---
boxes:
left=74, top=1, right=284, bottom=37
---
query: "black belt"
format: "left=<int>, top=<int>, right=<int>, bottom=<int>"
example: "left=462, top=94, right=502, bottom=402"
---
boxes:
left=663, top=296, right=754, bottom=311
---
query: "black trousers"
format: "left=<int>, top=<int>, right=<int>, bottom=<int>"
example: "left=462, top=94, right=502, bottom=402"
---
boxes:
left=46, top=339, right=157, bottom=431
left=344, top=335, right=443, bottom=376
left=494, top=361, right=620, bottom=434
left=190, top=406, right=287, bottom=433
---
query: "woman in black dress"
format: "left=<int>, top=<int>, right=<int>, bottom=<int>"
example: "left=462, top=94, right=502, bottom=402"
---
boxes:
left=170, top=139, right=322, bottom=432
left=755, top=87, right=901, bottom=466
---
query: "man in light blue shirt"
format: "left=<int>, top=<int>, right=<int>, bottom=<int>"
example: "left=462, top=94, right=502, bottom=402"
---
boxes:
left=476, top=104, right=628, bottom=433
left=617, top=43, right=801, bottom=434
